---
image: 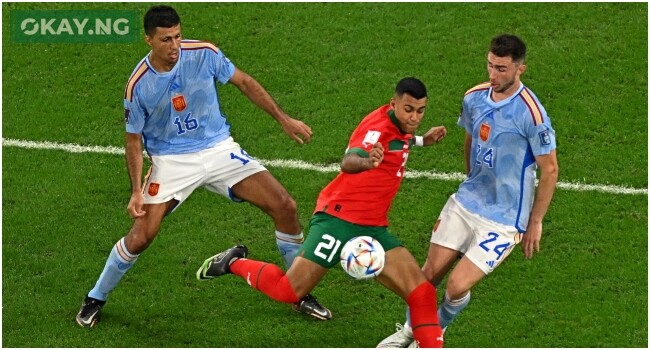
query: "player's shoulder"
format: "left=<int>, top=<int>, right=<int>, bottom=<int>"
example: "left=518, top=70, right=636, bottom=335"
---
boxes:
left=124, top=57, right=152, bottom=102
left=359, top=104, right=393, bottom=128
left=368, top=104, right=391, bottom=118
left=516, top=86, right=548, bottom=126
left=350, top=105, right=391, bottom=137
left=464, top=81, right=491, bottom=97
left=180, top=39, right=220, bottom=54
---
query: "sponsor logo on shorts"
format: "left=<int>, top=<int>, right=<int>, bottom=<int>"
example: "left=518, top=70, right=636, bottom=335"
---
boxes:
left=148, top=182, right=160, bottom=196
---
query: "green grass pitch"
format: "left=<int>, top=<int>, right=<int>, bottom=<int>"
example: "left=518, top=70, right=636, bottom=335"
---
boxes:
left=2, top=2, right=647, bottom=348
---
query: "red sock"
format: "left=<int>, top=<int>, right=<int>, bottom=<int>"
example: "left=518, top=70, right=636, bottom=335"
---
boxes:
left=230, top=258, right=300, bottom=304
left=407, top=282, right=444, bottom=348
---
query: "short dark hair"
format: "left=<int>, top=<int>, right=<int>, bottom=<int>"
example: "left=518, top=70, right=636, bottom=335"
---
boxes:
left=144, top=5, right=181, bottom=37
left=489, top=34, right=526, bottom=63
left=395, top=77, right=427, bottom=100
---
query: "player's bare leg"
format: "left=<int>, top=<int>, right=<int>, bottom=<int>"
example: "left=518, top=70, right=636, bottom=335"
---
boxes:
left=124, top=201, right=176, bottom=253
left=231, top=171, right=301, bottom=234
left=434, top=256, right=485, bottom=332
left=444, top=256, right=485, bottom=300
left=422, top=243, right=460, bottom=286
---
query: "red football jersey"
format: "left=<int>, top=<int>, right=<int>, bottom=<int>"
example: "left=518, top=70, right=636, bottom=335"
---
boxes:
left=314, top=104, right=413, bottom=226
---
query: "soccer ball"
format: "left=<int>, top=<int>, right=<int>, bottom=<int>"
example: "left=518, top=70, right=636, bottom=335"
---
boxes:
left=340, top=236, right=385, bottom=280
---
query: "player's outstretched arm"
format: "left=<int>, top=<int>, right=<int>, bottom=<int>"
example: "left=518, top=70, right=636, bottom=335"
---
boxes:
left=341, top=142, right=384, bottom=174
left=228, top=68, right=312, bottom=144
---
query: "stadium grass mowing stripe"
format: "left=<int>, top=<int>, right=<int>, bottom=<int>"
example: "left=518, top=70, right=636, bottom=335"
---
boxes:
left=3, top=137, right=646, bottom=196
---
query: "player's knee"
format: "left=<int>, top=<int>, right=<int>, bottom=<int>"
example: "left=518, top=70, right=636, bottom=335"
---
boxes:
left=422, top=262, right=443, bottom=283
left=445, top=277, right=470, bottom=300
left=272, top=193, right=297, bottom=218
left=395, top=266, right=429, bottom=299
left=125, top=227, right=157, bottom=254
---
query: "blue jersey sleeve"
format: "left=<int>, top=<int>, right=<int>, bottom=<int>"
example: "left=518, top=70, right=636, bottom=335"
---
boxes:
left=208, top=49, right=236, bottom=84
left=457, top=96, right=473, bottom=133
left=527, top=118, right=556, bottom=156
left=124, top=92, right=146, bottom=134
left=522, top=101, right=556, bottom=156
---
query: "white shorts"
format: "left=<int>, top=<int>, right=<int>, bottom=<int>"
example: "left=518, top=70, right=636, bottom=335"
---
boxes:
left=430, top=194, right=522, bottom=274
left=142, top=137, right=266, bottom=213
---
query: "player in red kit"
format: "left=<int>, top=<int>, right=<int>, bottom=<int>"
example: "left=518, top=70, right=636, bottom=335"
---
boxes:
left=316, top=103, right=415, bottom=226
left=196, top=77, right=447, bottom=347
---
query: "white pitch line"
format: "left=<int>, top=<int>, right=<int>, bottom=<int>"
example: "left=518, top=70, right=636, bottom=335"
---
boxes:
left=3, top=138, right=647, bottom=196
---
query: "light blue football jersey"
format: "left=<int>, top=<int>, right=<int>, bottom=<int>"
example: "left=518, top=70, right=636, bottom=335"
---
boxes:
left=456, top=82, right=556, bottom=232
left=123, top=40, right=236, bottom=156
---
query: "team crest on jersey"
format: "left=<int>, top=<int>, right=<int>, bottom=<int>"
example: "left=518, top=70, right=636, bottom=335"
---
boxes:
left=148, top=182, right=160, bottom=196
left=479, top=123, right=491, bottom=141
left=171, top=94, right=187, bottom=112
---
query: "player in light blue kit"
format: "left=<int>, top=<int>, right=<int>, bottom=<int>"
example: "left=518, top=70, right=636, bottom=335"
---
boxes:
left=378, top=34, right=559, bottom=347
left=76, top=5, right=331, bottom=328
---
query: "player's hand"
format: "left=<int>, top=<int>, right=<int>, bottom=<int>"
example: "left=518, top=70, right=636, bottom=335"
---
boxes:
left=367, top=142, right=384, bottom=168
left=127, top=191, right=146, bottom=219
left=522, top=221, right=542, bottom=259
left=280, top=116, right=312, bottom=144
left=422, top=126, right=447, bottom=146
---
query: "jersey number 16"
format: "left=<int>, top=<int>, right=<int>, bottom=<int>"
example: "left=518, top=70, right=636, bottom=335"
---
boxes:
left=174, top=112, right=198, bottom=135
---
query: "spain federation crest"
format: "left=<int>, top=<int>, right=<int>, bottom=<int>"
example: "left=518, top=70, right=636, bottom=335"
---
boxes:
left=479, top=122, right=491, bottom=142
left=171, top=94, right=187, bottom=112
left=148, top=182, right=160, bottom=196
